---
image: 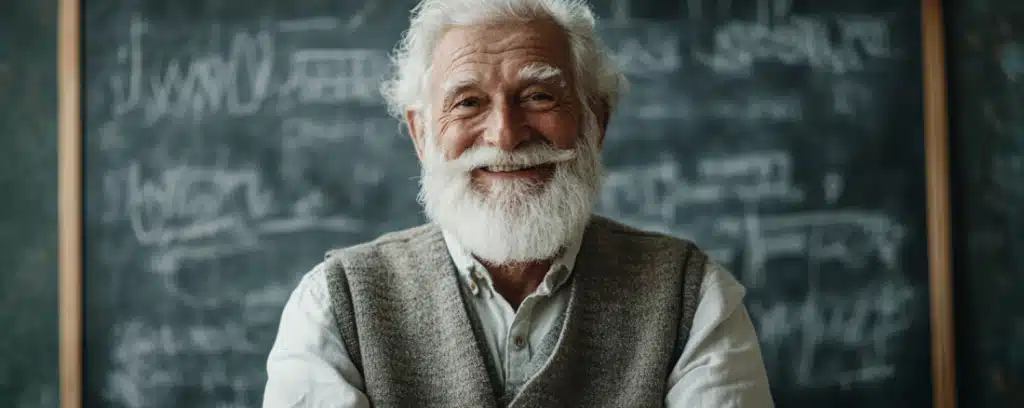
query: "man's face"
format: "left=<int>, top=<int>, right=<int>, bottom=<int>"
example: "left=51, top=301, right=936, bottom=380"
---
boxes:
left=407, top=20, right=606, bottom=264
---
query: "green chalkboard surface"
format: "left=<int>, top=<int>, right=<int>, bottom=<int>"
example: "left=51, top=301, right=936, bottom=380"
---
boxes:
left=0, top=0, right=60, bottom=407
left=948, top=0, right=1024, bottom=407
left=83, top=1, right=933, bottom=407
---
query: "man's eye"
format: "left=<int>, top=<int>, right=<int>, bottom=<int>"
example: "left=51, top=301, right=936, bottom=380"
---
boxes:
left=455, top=98, right=481, bottom=108
left=525, top=93, right=554, bottom=101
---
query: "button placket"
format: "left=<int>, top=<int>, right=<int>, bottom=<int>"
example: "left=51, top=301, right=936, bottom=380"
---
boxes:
left=506, top=296, right=536, bottom=384
left=469, top=266, right=492, bottom=298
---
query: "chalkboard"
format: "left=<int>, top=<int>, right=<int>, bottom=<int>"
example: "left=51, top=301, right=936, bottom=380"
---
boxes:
left=947, top=0, right=1024, bottom=407
left=0, top=1, right=61, bottom=407
left=82, top=0, right=933, bottom=407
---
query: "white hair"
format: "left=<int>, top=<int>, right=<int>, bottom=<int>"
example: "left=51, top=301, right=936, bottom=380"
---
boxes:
left=379, top=0, right=627, bottom=121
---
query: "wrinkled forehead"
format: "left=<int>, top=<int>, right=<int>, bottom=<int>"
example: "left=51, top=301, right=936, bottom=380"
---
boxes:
left=427, top=20, right=576, bottom=95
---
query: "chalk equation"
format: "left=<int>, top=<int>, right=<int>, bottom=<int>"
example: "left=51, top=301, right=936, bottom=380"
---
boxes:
left=599, top=149, right=913, bottom=387
left=99, top=158, right=370, bottom=272
left=106, top=319, right=267, bottom=408
left=601, top=150, right=805, bottom=221
left=106, top=15, right=391, bottom=125
left=620, top=90, right=804, bottom=122
left=750, top=278, right=916, bottom=389
left=600, top=22, right=681, bottom=77
left=103, top=272, right=292, bottom=407
left=688, top=0, right=897, bottom=75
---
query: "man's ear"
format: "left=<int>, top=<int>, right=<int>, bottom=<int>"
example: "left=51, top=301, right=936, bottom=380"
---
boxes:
left=405, top=109, right=425, bottom=161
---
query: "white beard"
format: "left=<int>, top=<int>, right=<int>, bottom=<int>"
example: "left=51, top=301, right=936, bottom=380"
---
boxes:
left=417, top=116, right=603, bottom=265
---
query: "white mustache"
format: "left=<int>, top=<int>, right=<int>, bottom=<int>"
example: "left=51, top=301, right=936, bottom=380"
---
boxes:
left=443, top=143, right=578, bottom=172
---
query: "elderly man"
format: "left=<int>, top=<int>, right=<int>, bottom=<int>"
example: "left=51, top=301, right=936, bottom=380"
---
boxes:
left=263, top=0, right=773, bottom=406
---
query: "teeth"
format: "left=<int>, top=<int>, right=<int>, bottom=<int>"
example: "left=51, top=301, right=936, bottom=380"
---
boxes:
left=485, top=164, right=533, bottom=172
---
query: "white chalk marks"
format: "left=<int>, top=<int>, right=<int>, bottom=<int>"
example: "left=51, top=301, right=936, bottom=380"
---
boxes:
left=696, top=16, right=894, bottom=75
left=106, top=319, right=266, bottom=408
left=600, top=149, right=913, bottom=387
left=603, top=23, right=681, bottom=77
left=691, top=0, right=897, bottom=75
left=107, top=14, right=390, bottom=125
left=110, top=17, right=274, bottom=124
left=94, top=16, right=402, bottom=406
left=279, top=49, right=389, bottom=105
left=750, top=279, right=916, bottom=389
left=601, top=150, right=804, bottom=221
left=100, top=160, right=366, bottom=270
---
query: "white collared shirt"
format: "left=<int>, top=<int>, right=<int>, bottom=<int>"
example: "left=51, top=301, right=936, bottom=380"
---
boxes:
left=263, top=231, right=774, bottom=407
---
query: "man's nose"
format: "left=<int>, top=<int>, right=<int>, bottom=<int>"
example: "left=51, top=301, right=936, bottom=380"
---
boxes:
left=484, top=100, right=531, bottom=151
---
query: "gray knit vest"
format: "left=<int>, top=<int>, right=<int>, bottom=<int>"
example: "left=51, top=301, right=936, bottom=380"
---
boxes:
left=324, top=215, right=707, bottom=407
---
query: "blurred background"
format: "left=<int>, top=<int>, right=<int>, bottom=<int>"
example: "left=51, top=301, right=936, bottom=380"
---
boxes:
left=0, top=0, right=1020, bottom=407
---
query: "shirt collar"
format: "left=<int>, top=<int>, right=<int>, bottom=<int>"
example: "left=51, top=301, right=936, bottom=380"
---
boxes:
left=442, top=228, right=585, bottom=298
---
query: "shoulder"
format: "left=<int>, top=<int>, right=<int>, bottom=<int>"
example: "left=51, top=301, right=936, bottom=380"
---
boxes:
left=589, top=215, right=697, bottom=247
left=278, top=261, right=334, bottom=320
left=586, top=215, right=743, bottom=293
left=588, top=215, right=706, bottom=263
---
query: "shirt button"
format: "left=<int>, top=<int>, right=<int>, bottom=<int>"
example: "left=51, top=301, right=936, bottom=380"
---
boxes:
left=513, top=336, right=526, bottom=349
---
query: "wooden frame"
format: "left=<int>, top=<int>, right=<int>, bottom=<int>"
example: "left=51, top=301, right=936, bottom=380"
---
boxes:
left=59, top=0, right=82, bottom=407
left=922, top=0, right=957, bottom=407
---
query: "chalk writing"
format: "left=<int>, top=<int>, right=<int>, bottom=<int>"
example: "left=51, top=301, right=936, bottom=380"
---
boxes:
left=107, top=15, right=392, bottom=124
left=601, top=151, right=804, bottom=222
left=110, top=16, right=275, bottom=123
left=603, top=25, right=681, bottom=77
left=102, top=159, right=368, bottom=256
left=279, top=49, right=389, bottom=104
left=725, top=210, right=906, bottom=289
left=279, top=116, right=397, bottom=181
left=113, top=320, right=260, bottom=357
left=599, top=147, right=912, bottom=387
left=694, top=3, right=895, bottom=75
left=750, top=279, right=916, bottom=388
left=111, top=162, right=275, bottom=246
left=704, top=94, right=803, bottom=121
left=106, top=319, right=266, bottom=408
left=277, top=17, right=340, bottom=32
left=624, top=93, right=802, bottom=121
left=342, top=3, right=381, bottom=33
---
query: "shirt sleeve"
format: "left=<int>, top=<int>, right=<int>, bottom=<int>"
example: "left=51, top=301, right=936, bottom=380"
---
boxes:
left=263, top=263, right=371, bottom=408
left=665, top=261, right=775, bottom=408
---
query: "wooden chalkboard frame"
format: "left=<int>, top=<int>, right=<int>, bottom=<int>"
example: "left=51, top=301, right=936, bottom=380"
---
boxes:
left=53, top=1, right=958, bottom=407
left=922, top=0, right=957, bottom=407
left=58, top=0, right=81, bottom=407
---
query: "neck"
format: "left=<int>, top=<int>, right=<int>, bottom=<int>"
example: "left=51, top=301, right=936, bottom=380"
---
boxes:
left=480, top=258, right=553, bottom=310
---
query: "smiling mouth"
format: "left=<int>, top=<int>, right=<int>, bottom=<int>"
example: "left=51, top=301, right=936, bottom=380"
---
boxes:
left=479, top=163, right=555, bottom=173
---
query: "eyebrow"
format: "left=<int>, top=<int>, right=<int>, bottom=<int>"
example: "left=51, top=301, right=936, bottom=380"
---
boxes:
left=517, top=63, right=566, bottom=88
left=440, top=72, right=482, bottom=106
